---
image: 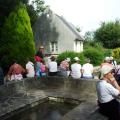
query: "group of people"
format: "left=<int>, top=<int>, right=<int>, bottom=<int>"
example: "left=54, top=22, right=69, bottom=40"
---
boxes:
left=47, top=56, right=94, bottom=79
left=0, top=45, right=95, bottom=82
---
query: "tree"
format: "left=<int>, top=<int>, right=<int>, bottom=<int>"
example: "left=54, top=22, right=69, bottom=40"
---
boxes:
left=0, top=0, right=47, bottom=27
left=31, top=0, right=47, bottom=15
left=0, top=0, right=29, bottom=26
left=84, top=31, right=94, bottom=41
left=0, top=3, right=35, bottom=73
left=94, top=20, right=120, bottom=49
left=27, top=4, right=38, bottom=26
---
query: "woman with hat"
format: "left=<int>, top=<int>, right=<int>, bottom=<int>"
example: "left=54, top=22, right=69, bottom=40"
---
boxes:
left=58, top=58, right=71, bottom=77
left=96, top=66, right=120, bottom=120
left=71, top=57, right=82, bottom=79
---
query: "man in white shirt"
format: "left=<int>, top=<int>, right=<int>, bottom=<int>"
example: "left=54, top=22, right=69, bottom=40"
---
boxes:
left=96, top=66, right=120, bottom=120
left=71, top=57, right=81, bottom=79
left=81, top=58, right=94, bottom=79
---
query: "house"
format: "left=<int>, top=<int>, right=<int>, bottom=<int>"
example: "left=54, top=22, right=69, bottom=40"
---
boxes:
left=33, top=8, right=84, bottom=55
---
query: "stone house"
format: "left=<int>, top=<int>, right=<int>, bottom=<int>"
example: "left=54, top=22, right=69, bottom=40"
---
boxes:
left=33, top=9, right=84, bottom=55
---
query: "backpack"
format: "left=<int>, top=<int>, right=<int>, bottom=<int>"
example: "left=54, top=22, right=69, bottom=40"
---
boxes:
left=40, top=63, right=46, bottom=72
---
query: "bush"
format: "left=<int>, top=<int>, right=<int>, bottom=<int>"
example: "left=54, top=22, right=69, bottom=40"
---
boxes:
left=83, top=47, right=104, bottom=66
left=112, top=48, right=120, bottom=63
left=57, top=51, right=85, bottom=65
left=104, top=49, right=112, bottom=57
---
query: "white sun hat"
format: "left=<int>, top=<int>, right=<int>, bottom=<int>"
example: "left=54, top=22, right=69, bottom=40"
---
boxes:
left=100, top=66, right=113, bottom=79
left=65, top=58, right=71, bottom=62
left=104, top=56, right=110, bottom=62
left=74, top=57, right=80, bottom=61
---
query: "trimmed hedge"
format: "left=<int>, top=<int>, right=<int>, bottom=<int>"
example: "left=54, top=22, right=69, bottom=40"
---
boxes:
left=57, top=51, right=85, bottom=65
left=83, top=47, right=104, bottom=66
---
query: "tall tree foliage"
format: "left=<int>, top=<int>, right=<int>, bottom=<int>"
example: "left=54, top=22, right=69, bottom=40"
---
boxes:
left=0, top=0, right=47, bottom=27
left=31, top=0, right=47, bottom=15
left=94, top=20, right=120, bottom=49
left=0, top=3, right=35, bottom=73
left=0, top=0, right=29, bottom=27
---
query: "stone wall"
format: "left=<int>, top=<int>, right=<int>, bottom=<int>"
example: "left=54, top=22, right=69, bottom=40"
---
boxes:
left=0, top=77, right=97, bottom=100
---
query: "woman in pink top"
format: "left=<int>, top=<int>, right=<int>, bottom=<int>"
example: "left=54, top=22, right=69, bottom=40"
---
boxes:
left=58, top=58, right=71, bottom=77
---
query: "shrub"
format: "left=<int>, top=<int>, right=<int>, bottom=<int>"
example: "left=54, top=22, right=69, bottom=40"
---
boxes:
left=57, top=51, right=85, bottom=65
left=104, top=49, right=112, bottom=57
left=83, top=47, right=104, bottom=66
left=112, top=48, right=120, bottom=63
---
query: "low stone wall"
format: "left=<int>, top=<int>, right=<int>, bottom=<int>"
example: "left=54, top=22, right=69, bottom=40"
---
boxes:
left=0, top=77, right=97, bottom=100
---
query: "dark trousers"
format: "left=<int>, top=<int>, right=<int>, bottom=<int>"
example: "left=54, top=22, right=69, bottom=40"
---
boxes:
left=99, top=99, right=120, bottom=120
left=48, top=72, right=58, bottom=76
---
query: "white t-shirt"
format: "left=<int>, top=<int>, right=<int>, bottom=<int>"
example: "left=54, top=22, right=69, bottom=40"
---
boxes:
left=71, top=63, right=81, bottom=79
left=48, top=61, right=57, bottom=72
left=96, top=80, right=119, bottom=103
left=82, top=63, right=93, bottom=77
left=26, top=61, right=35, bottom=77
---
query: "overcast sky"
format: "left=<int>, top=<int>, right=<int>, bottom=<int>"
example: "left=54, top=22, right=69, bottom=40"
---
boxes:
left=44, top=0, right=120, bottom=35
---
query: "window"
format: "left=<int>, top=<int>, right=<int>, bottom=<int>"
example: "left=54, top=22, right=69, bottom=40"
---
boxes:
left=50, top=42, right=58, bottom=52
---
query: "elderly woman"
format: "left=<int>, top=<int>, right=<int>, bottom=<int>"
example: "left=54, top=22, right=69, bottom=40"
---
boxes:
left=96, top=66, right=120, bottom=120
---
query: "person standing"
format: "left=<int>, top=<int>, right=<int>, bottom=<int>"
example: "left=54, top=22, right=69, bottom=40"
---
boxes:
left=36, top=46, right=45, bottom=59
left=96, top=66, right=120, bottom=120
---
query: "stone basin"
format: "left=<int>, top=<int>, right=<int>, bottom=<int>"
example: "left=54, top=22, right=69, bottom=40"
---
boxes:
left=0, top=77, right=107, bottom=120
